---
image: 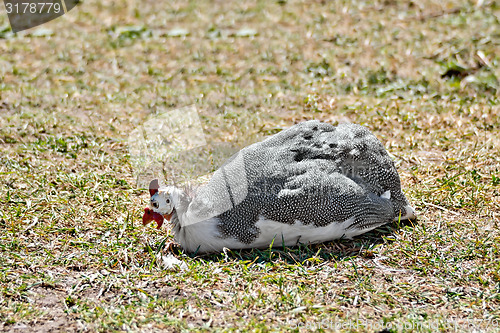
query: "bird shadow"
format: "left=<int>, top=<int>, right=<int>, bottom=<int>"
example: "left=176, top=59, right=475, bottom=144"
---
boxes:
left=156, top=219, right=417, bottom=265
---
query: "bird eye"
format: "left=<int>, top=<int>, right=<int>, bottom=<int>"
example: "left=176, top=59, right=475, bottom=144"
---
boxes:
left=166, top=199, right=170, bottom=204
left=152, top=202, right=159, bottom=209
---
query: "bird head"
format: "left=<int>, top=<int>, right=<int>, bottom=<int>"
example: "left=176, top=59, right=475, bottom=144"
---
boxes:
left=142, top=179, right=176, bottom=229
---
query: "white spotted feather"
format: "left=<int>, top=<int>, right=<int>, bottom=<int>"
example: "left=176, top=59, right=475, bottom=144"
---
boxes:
left=143, top=121, right=416, bottom=253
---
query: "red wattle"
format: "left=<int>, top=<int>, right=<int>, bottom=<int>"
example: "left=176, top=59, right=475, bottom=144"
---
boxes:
left=142, top=207, right=165, bottom=229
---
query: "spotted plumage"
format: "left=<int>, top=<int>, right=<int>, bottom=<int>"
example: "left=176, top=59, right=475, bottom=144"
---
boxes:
left=142, top=120, right=416, bottom=253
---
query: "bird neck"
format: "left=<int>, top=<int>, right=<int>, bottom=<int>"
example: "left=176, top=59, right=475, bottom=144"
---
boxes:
left=169, top=186, right=191, bottom=228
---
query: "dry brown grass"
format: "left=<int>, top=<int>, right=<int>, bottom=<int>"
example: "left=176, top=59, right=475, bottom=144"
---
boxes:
left=1, top=0, right=499, bottom=331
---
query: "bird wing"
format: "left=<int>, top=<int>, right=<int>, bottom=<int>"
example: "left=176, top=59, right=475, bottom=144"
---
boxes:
left=262, top=160, right=395, bottom=229
left=186, top=120, right=406, bottom=243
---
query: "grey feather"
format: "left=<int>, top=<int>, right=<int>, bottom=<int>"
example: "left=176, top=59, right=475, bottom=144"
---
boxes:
left=184, top=120, right=412, bottom=244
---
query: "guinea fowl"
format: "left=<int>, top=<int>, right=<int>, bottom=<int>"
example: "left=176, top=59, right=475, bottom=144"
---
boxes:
left=142, top=120, right=416, bottom=253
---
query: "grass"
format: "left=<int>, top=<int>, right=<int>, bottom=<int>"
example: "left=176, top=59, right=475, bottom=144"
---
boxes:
left=1, top=0, right=499, bottom=331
